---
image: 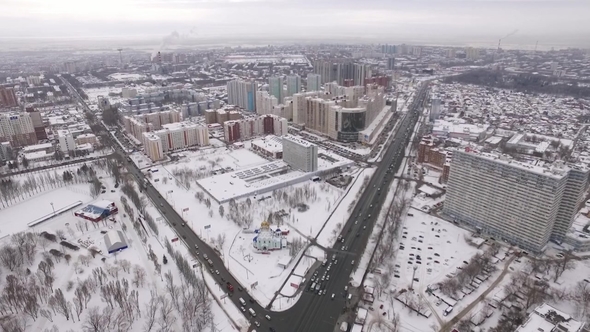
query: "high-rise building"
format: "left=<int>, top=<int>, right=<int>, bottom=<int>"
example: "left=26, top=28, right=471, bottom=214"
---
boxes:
left=227, top=79, right=257, bottom=111
left=306, top=74, right=321, bottom=92
left=443, top=149, right=589, bottom=252
left=353, top=64, right=371, bottom=86
left=57, top=130, right=76, bottom=153
left=465, top=47, right=480, bottom=60
left=286, top=75, right=301, bottom=97
left=0, top=87, right=18, bottom=107
left=122, top=110, right=182, bottom=142
left=256, top=91, right=278, bottom=115
left=313, top=60, right=355, bottom=85
left=143, top=133, right=164, bottom=161
left=25, top=107, right=47, bottom=140
left=268, top=77, right=284, bottom=104
left=0, top=112, right=37, bottom=147
left=430, top=98, right=441, bottom=122
left=387, top=57, right=395, bottom=70
left=282, top=135, right=318, bottom=172
left=223, top=115, right=287, bottom=143
left=0, top=142, right=13, bottom=164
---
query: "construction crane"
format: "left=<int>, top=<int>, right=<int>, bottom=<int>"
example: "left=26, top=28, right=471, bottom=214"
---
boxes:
left=497, top=29, right=519, bottom=54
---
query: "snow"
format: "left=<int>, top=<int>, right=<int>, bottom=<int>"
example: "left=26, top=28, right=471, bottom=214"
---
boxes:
left=0, top=165, right=243, bottom=331
left=142, top=143, right=369, bottom=307
left=0, top=184, right=94, bottom=237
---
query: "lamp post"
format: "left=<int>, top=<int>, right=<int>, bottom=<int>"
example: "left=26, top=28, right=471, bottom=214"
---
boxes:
left=410, top=265, right=418, bottom=291
left=50, top=202, right=55, bottom=216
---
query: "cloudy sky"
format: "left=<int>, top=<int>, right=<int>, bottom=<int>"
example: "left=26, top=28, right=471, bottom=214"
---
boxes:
left=2, top=0, right=589, bottom=48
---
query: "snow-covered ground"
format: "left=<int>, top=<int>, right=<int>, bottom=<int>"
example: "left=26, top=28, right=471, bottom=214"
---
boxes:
left=0, top=166, right=244, bottom=332
left=143, top=146, right=368, bottom=307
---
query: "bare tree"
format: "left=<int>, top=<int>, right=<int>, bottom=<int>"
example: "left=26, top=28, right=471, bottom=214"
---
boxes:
left=49, top=289, right=71, bottom=321
left=83, top=306, right=108, bottom=332
left=118, top=260, right=132, bottom=273
left=157, top=296, right=177, bottom=332
left=0, top=246, right=23, bottom=271
left=132, top=265, right=147, bottom=288
left=143, top=291, right=160, bottom=332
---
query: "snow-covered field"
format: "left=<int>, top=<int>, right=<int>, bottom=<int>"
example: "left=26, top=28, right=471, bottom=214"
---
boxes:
left=0, top=166, right=242, bottom=332
left=140, top=146, right=369, bottom=307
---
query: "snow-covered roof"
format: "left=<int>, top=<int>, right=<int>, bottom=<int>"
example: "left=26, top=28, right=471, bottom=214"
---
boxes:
left=104, top=230, right=128, bottom=254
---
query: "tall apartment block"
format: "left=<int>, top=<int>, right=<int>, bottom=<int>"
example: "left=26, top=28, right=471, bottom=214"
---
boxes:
left=282, top=135, right=318, bottom=172
left=443, top=149, right=589, bottom=252
left=122, top=110, right=182, bottom=142
left=306, top=74, right=321, bottom=92
left=227, top=79, right=257, bottom=111
left=268, top=77, right=284, bottom=104
left=0, top=87, right=18, bottom=107
left=223, top=115, right=288, bottom=143
left=286, top=75, right=301, bottom=98
left=0, top=112, right=37, bottom=147
left=387, top=57, right=395, bottom=70
left=256, top=91, right=278, bottom=115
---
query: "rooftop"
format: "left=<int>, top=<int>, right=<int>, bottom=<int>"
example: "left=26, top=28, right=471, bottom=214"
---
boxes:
left=283, top=135, right=315, bottom=148
left=252, top=136, right=283, bottom=153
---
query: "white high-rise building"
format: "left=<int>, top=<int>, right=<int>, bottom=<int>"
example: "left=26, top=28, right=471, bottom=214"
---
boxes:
left=286, top=75, right=301, bottom=97
left=227, top=79, right=257, bottom=111
left=255, top=91, right=278, bottom=115
left=57, top=129, right=76, bottom=153
left=269, top=76, right=284, bottom=104
left=143, top=133, right=164, bottom=161
left=0, top=112, right=37, bottom=147
left=353, top=64, right=371, bottom=86
left=306, top=74, right=321, bottom=92
left=443, top=149, right=589, bottom=252
left=282, top=135, right=318, bottom=172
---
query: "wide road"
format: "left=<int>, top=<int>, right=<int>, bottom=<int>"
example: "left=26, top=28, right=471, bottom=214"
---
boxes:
left=65, top=75, right=428, bottom=331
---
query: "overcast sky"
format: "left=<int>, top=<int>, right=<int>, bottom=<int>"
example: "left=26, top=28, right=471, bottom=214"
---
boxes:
left=2, top=0, right=589, bottom=48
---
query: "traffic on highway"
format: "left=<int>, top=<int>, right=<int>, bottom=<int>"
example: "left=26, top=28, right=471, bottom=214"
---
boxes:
left=66, top=72, right=428, bottom=332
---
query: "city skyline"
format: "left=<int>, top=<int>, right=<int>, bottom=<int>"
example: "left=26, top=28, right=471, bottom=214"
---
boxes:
left=1, top=0, right=589, bottom=49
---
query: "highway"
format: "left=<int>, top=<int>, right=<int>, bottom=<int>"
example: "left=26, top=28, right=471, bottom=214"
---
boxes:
left=63, top=75, right=428, bottom=332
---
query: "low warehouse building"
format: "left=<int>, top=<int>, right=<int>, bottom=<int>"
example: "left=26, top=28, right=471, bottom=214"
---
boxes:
left=104, top=230, right=128, bottom=254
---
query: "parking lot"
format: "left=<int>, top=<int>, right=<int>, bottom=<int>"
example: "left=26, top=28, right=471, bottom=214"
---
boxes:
left=392, top=209, right=482, bottom=291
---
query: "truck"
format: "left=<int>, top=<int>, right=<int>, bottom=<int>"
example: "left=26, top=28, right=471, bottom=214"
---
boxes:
left=143, top=179, right=148, bottom=189
left=226, top=282, right=234, bottom=292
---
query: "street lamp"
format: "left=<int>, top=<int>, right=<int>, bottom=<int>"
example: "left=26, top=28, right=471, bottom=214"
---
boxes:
left=409, top=265, right=418, bottom=291
left=50, top=202, right=55, bottom=216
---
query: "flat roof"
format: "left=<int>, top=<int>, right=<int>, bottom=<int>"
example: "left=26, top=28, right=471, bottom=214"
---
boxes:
left=22, top=142, right=53, bottom=151
left=283, top=135, right=315, bottom=148
left=251, top=136, right=283, bottom=153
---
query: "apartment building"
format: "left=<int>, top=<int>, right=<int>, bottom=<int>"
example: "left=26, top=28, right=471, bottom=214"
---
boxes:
left=122, top=110, right=182, bottom=142
left=443, top=149, right=589, bottom=252
left=142, top=122, right=209, bottom=161
left=286, top=75, right=301, bottom=98
left=227, top=79, right=257, bottom=111
left=306, top=74, right=321, bottom=92
left=0, top=87, right=18, bottom=107
left=282, top=135, right=318, bottom=172
left=256, top=91, right=278, bottom=115
left=57, top=129, right=76, bottom=153
left=223, top=115, right=288, bottom=143
left=0, top=112, right=37, bottom=147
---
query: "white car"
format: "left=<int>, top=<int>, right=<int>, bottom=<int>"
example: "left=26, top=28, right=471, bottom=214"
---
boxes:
left=265, top=315, right=271, bottom=321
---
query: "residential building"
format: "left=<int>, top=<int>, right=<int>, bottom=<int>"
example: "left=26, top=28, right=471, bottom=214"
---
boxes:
left=122, top=110, right=182, bottom=142
left=353, top=64, right=371, bottom=86
left=0, top=87, right=18, bottom=107
left=269, top=76, right=284, bottom=103
left=25, top=107, right=47, bottom=140
left=282, top=135, right=318, bottom=172
left=0, top=142, right=13, bottom=164
left=143, top=133, right=164, bottom=161
left=256, top=91, right=278, bottom=115
left=57, top=129, right=76, bottom=153
left=465, top=47, right=480, bottom=60
left=516, top=303, right=584, bottom=332
left=306, top=74, right=321, bottom=92
left=387, top=57, right=395, bottom=70
left=152, top=122, right=209, bottom=152
left=223, top=115, right=288, bottom=143
left=286, top=75, right=301, bottom=97
left=0, top=112, right=37, bottom=147
left=313, top=60, right=355, bottom=85
left=443, top=149, right=589, bottom=252
left=75, top=133, right=97, bottom=145
left=430, top=98, right=441, bottom=122
left=227, top=79, right=257, bottom=111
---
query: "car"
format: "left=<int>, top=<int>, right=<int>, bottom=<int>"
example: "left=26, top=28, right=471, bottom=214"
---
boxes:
left=249, top=298, right=255, bottom=303
left=270, top=328, right=276, bottom=332
left=160, top=203, right=164, bottom=207
left=434, top=253, right=440, bottom=257
left=351, top=260, right=355, bottom=265
left=254, top=321, right=260, bottom=327
left=215, top=270, right=219, bottom=275
left=240, top=307, right=246, bottom=312
left=265, top=315, right=271, bottom=321
left=194, top=244, right=199, bottom=250
left=238, top=287, right=243, bottom=292
left=463, top=261, right=469, bottom=264
left=334, top=260, right=338, bottom=265
left=181, top=223, right=185, bottom=227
